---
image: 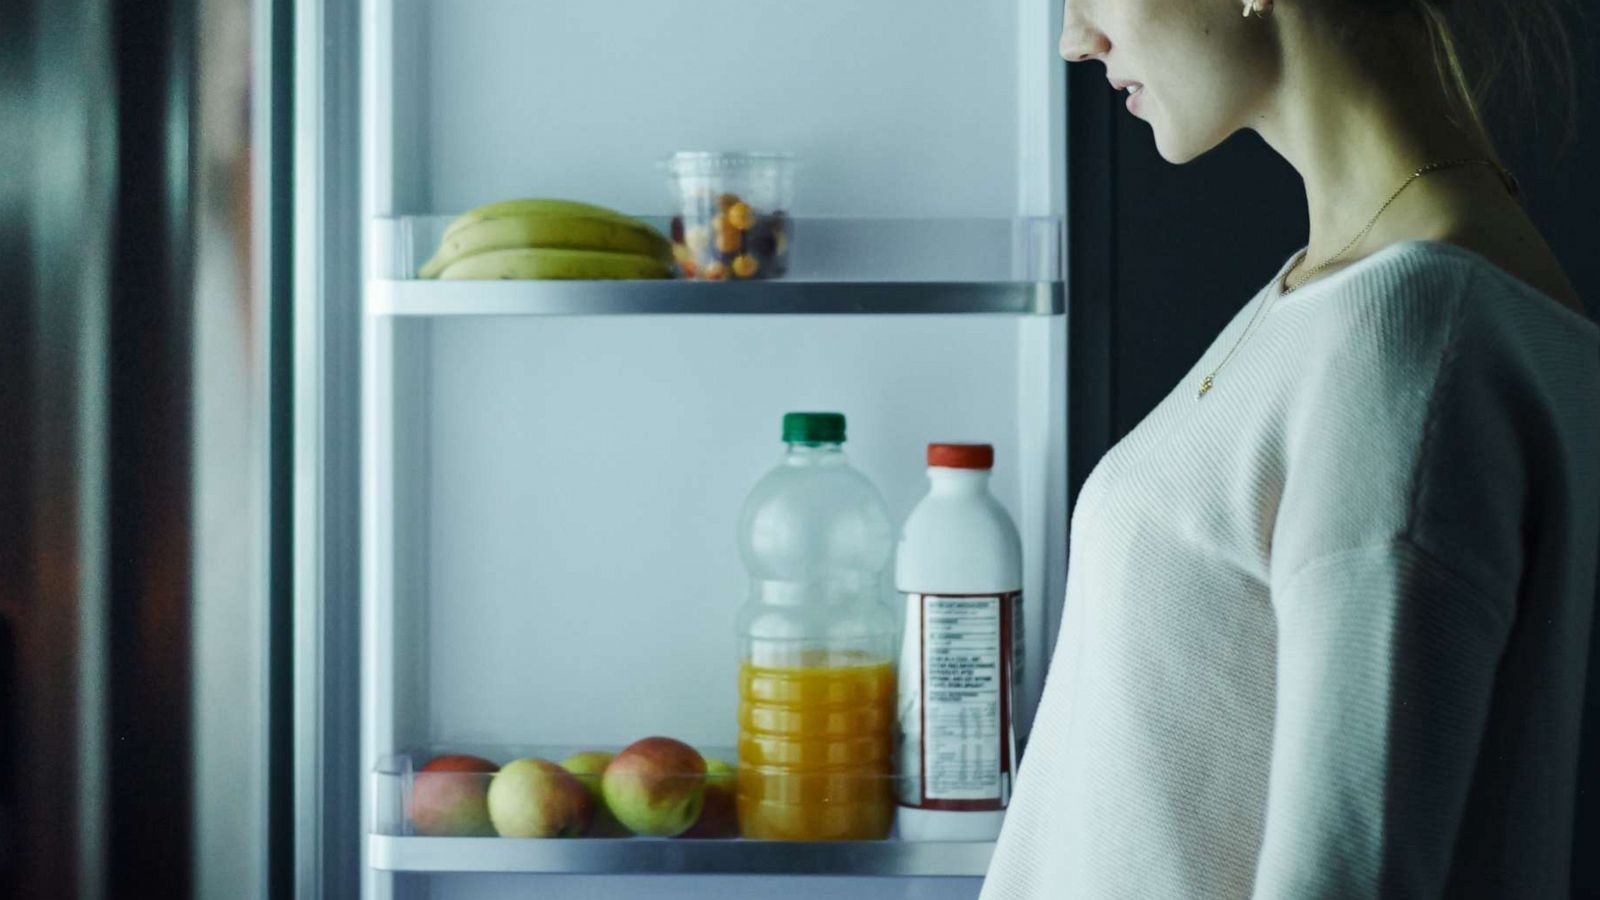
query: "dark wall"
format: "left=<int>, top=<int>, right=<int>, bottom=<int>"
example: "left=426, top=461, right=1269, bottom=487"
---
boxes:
left=1064, top=16, right=1600, bottom=898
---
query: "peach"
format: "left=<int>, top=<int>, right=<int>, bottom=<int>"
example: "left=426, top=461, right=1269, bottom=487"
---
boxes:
left=408, top=754, right=497, bottom=837
left=560, top=751, right=630, bottom=837
left=601, top=737, right=706, bottom=837
left=486, top=757, right=593, bottom=838
left=678, top=757, right=737, bottom=839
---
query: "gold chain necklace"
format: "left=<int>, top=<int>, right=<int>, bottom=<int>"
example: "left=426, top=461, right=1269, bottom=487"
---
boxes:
left=1195, top=157, right=1517, bottom=400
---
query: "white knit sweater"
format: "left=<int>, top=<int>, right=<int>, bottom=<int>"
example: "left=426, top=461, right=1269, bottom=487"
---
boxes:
left=982, top=241, right=1600, bottom=898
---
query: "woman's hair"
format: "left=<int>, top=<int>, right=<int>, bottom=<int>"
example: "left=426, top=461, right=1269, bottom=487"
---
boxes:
left=1408, top=0, right=1584, bottom=153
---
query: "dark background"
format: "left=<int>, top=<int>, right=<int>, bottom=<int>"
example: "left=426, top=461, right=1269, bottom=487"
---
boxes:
left=1064, top=13, right=1600, bottom=897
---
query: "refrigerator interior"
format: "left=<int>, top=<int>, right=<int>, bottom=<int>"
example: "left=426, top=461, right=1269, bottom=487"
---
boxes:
left=359, top=1, right=1067, bottom=898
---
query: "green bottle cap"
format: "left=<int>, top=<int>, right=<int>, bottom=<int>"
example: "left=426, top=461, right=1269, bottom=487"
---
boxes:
left=782, top=412, right=846, bottom=444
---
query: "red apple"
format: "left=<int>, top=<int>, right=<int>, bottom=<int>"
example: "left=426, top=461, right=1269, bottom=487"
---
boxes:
left=601, top=737, right=706, bottom=837
left=560, top=751, right=630, bottom=837
left=408, top=754, right=497, bottom=837
left=487, top=757, right=593, bottom=838
left=678, top=757, right=737, bottom=838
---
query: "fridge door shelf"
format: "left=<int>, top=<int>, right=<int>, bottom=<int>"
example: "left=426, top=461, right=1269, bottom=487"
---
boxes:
left=367, top=834, right=995, bottom=877
left=372, top=216, right=1064, bottom=317
left=374, top=750, right=996, bottom=876
left=368, top=278, right=1063, bottom=317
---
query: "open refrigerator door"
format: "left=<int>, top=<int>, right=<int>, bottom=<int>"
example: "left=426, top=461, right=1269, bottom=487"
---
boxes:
left=296, top=1, right=1067, bottom=897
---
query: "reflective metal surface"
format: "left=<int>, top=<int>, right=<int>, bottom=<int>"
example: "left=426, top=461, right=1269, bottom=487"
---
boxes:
left=2, top=0, right=118, bottom=893
left=0, top=0, right=279, bottom=895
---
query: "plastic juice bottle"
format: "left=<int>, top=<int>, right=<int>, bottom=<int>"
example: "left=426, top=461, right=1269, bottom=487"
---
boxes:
left=895, top=443, right=1023, bottom=841
left=735, top=412, right=897, bottom=841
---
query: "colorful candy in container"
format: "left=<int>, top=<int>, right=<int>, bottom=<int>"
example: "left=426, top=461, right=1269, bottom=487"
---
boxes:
left=735, top=412, right=897, bottom=840
left=663, top=151, right=793, bottom=281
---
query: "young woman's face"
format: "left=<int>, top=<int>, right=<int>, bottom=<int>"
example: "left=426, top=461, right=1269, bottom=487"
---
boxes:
left=1060, top=0, right=1280, bottom=162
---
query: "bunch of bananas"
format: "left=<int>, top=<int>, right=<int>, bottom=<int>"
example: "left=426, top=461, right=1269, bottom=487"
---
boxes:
left=419, top=199, right=674, bottom=280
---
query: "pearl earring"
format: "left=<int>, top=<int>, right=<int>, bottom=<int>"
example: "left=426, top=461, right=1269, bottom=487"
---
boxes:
left=1241, top=0, right=1273, bottom=16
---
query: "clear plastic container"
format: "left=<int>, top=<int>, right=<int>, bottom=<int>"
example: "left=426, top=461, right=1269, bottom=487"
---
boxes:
left=734, top=412, right=897, bottom=840
left=374, top=745, right=742, bottom=840
left=662, top=151, right=794, bottom=281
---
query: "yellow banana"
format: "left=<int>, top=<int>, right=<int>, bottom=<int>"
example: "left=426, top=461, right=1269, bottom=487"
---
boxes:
left=419, top=212, right=670, bottom=279
left=437, top=247, right=671, bottom=281
left=440, top=198, right=644, bottom=244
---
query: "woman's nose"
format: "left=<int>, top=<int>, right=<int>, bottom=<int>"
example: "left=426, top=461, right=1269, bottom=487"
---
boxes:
left=1059, top=5, right=1109, bottom=62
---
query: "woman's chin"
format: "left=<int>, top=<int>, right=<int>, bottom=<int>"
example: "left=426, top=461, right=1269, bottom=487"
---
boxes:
left=1151, top=126, right=1218, bottom=165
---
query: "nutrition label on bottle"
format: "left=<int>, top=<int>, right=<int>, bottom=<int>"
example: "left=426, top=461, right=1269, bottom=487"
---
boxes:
left=901, top=591, right=1020, bottom=807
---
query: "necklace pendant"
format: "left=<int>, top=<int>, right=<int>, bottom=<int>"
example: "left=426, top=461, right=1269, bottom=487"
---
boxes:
left=1196, top=375, right=1214, bottom=399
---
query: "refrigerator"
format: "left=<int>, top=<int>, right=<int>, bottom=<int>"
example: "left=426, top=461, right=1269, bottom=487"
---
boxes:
left=6, top=0, right=1070, bottom=897
left=349, top=2, right=1068, bottom=899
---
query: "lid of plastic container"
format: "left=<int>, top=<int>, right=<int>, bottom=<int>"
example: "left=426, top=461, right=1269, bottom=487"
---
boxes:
left=928, top=443, right=994, bottom=470
left=660, top=151, right=797, bottom=175
left=783, top=412, right=846, bottom=444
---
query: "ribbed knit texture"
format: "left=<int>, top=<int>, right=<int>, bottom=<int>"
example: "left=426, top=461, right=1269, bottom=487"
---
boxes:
left=982, top=241, right=1600, bottom=899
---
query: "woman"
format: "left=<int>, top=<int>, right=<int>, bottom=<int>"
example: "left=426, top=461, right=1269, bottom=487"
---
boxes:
left=983, top=0, right=1598, bottom=897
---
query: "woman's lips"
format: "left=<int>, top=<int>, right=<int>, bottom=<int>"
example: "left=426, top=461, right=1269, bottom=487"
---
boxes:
left=1125, top=83, right=1146, bottom=116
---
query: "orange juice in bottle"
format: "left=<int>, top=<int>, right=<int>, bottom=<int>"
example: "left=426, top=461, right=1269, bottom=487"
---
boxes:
left=737, top=655, right=896, bottom=840
left=735, top=413, right=897, bottom=840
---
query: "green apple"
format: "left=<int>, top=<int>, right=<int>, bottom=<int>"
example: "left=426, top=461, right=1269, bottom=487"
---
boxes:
left=486, top=757, right=593, bottom=838
left=678, top=757, right=738, bottom=838
left=560, top=750, right=630, bottom=837
left=601, top=737, right=706, bottom=837
left=408, top=754, right=498, bottom=837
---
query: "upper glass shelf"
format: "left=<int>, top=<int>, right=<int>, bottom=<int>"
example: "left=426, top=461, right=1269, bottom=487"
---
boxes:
left=368, top=216, right=1064, bottom=317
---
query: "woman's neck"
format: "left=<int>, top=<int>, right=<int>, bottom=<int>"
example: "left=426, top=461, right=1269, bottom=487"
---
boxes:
left=1250, top=8, right=1499, bottom=267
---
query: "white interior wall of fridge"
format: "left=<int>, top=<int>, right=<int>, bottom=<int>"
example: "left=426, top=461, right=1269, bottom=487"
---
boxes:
left=376, top=0, right=1062, bottom=218
left=385, top=314, right=1066, bottom=753
left=362, top=0, right=1067, bottom=896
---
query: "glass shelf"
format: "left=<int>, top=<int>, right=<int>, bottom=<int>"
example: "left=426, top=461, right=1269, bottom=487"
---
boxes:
left=369, top=215, right=1064, bottom=317
left=368, top=279, right=1061, bottom=316
left=367, top=834, right=994, bottom=877
left=372, top=748, right=996, bottom=877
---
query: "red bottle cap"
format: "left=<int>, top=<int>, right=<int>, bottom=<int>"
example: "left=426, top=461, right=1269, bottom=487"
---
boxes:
left=927, top=443, right=995, bottom=470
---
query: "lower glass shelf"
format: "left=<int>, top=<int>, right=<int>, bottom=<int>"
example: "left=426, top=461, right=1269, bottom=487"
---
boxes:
left=368, top=834, right=995, bottom=877
left=374, top=746, right=1000, bottom=876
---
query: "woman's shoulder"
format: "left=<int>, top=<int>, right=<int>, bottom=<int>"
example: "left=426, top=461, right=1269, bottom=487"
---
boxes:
left=1276, top=239, right=1597, bottom=356
left=1433, top=223, right=1585, bottom=315
left=1271, top=243, right=1477, bottom=371
left=1269, top=240, right=1598, bottom=433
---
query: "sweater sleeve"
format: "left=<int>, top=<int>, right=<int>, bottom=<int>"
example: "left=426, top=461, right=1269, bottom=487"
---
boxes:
left=1252, top=263, right=1526, bottom=897
left=1251, top=540, right=1512, bottom=897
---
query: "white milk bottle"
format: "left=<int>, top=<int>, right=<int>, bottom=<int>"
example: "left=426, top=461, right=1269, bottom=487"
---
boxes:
left=894, top=443, right=1023, bottom=841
